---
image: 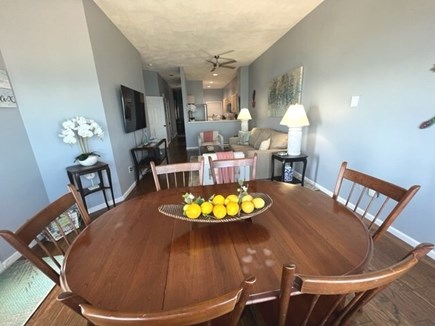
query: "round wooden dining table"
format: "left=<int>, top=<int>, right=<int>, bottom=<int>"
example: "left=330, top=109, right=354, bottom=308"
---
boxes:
left=60, top=180, right=373, bottom=312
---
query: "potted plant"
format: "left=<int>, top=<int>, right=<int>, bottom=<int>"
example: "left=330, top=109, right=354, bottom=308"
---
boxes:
left=59, top=116, right=104, bottom=166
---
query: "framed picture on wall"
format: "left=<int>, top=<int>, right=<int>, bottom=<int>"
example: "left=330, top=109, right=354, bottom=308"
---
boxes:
left=267, top=66, right=303, bottom=117
left=0, top=69, right=17, bottom=108
left=230, top=93, right=239, bottom=113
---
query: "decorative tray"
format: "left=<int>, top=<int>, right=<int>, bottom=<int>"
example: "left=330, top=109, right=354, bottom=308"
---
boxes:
left=158, top=193, right=273, bottom=223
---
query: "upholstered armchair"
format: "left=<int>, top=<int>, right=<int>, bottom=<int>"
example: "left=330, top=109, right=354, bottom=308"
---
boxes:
left=197, top=131, right=224, bottom=150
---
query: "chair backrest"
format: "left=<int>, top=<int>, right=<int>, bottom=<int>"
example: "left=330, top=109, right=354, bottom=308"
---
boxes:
left=278, top=243, right=433, bottom=326
left=198, top=131, right=224, bottom=151
left=58, top=275, right=256, bottom=326
left=0, top=184, right=91, bottom=285
left=150, top=158, right=204, bottom=191
left=333, top=161, right=420, bottom=242
left=199, top=130, right=219, bottom=140
left=208, top=153, right=257, bottom=184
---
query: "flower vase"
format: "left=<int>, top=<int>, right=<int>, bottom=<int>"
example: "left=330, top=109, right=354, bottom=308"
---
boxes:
left=78, top=155, right=98, bottom=166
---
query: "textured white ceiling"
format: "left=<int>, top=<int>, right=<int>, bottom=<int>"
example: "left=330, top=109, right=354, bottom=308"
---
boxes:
left=93, top=0, right=324, bottom=89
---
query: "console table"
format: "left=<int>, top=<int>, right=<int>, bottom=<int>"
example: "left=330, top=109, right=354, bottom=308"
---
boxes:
left=66, top=161, right=116, bottom=212
left=131, top=139, right=168, bottom=183
left=271, top=152, right=308, bottom=186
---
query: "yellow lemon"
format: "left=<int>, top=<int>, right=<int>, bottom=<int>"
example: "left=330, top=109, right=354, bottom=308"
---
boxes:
left=225, top=194, right=239, bottom=203
left=252, top=197, right=265, bottom=209
left=226, top=201, right=240, bottom=216
left=183, top=204, right=189, bottom=212
left=213, top=204, right=227, bottom=219
left=241, top=201, right=255, bottom=214
left=186, top=203, right=201, bottom=219
left=241, top=194, right=253, bottom=202
left=201, top=201, right=213, bottom=215
left=212, top=194, right=225, bottom=205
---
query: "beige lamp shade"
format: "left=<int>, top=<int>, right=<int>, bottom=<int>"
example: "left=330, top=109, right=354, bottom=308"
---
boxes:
left=237, top=108, right=252, bottom=121
left=237, top=108, right=252, bottom=132
left=187, top=95, right=195, bottom=104
left=280, top=104, right=309, bottom=127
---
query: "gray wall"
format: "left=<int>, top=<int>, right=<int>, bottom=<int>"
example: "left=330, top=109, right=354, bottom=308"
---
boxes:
left=249, top=0, right=435, bottom=244
left=239, top=66, right=249, bottom=109
left=223, top=75, right=239, bottom=99
left=186, top=80, right=204, bottom=104
left=84, top=0, right=147, bottom=198
left=0, top=0, right=106, bottom=202
left=0, top=0, right=148, bottom=260
left=0, top=52, right=49, bottom=261
left=204, top=89, right=224, bottom=102
left=143, top=70, right=160, bottom=96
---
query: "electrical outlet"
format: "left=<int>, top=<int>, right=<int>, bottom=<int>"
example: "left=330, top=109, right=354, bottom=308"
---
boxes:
left=128, top=166, right=134, bottom=173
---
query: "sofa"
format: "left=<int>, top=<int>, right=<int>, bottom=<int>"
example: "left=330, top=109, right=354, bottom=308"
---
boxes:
left=229, top=127, right=288, bottom=179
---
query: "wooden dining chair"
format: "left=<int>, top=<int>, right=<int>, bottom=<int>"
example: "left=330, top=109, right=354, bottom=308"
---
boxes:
left=208, top=153, right=257, bottom=184
left=58, top=275, right=256, bottom=326
left=0, top=184, right=91, bottom=285
left=275, top=243, right=433, bottom=326
left=333, top=161, right=420, bottom=243
left=150, top=157, right=204, bottom=191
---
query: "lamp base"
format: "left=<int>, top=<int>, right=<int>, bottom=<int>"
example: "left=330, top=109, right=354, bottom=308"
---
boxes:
left=240, top=120, right=249, bottom=132
left=287, top=127, right=302, bottom=156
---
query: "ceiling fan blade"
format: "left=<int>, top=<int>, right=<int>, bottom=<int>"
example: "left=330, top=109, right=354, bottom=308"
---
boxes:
left=210, top=66, right=216, bottom=72
left=220, top=59, right=236, bottom=65
left=216, top=50, right=234, bottom=57
left=206, top=59, right=215, bottom=64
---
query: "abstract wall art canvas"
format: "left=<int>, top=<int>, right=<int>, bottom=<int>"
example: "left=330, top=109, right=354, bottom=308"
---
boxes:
left=268, top=66, right=303, bottom=117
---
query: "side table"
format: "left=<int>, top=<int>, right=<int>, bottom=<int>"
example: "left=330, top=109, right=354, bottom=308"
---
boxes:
left=66, top=161, right=116, bottom=212
left=271, top=152, right=308, bottom=186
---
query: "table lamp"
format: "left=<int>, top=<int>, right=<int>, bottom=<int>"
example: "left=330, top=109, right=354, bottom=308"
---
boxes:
left=237, top=108, right=252, bottom=132
left=280, top=104, right=309, bottom=155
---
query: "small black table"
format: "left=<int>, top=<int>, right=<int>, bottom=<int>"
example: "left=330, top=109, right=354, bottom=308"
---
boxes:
left=271, top=152, right=308, bottom=186
left=66, top=161, right=116, bottom=212
left=131, top=139, right=168, bottom=183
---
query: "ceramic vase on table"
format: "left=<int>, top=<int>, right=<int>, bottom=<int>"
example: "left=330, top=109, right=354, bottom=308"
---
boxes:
left=78, top=155, right=98, bottom=166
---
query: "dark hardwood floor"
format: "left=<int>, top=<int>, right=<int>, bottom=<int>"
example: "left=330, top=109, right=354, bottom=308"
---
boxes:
left=26, top=136, right=435, bottom=325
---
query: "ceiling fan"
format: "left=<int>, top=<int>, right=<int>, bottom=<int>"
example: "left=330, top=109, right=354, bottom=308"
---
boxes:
left=207, top=50, right=237, bottom=72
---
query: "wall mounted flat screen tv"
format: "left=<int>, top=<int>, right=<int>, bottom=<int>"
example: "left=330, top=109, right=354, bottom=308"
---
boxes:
left=120, top=85, right=146, bottom=133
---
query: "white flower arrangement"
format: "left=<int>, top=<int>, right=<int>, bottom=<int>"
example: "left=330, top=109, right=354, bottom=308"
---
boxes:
left=59, top=116, right=104, bottom=161
left=187, top=103, right=197, bottom=113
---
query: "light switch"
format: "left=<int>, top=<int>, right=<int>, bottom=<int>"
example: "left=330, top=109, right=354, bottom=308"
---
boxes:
left=350, top=96, right=360, bottom=108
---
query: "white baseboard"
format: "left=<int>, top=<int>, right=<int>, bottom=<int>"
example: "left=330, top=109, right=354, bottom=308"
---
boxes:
left=87, top=180, right=137, bottom=214
left=297, top=172, right=435, bottom=261
left=1, top=251, right=22, bottom=272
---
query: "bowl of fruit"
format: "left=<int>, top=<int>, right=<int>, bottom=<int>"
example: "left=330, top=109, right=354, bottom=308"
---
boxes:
left=158, top=182, right=273, bottom=223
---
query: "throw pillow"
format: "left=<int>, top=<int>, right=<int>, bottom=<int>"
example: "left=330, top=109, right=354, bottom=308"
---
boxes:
left=238, top=131, right=250, bottom=145
left=259, top=138, right=271, bottom=150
